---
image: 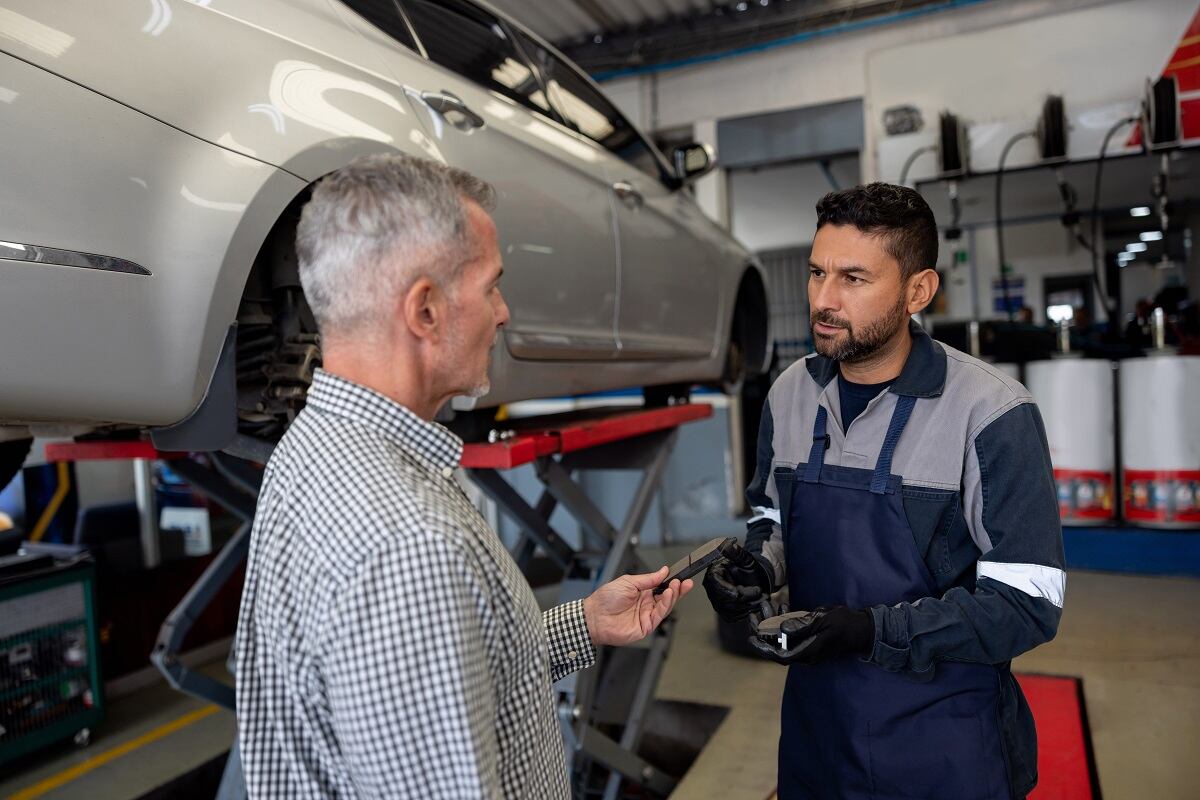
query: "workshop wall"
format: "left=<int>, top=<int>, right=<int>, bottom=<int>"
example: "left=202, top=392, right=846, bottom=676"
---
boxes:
left=606, top=0, right=1194, bottom=183
left=602, top=0, right=1147, bottom=140
left=867, top=0, right=1196, bottom=183
left=934, top=220, right=1101, bottom=325
left=729, top=157, right=861, bottom=252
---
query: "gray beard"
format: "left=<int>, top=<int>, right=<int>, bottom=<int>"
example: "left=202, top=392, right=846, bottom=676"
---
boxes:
left=464, top=379, right=490, bottom=399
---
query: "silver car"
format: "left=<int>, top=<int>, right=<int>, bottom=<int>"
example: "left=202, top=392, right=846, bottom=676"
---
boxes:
left=0, top=0, right=768, bottom=476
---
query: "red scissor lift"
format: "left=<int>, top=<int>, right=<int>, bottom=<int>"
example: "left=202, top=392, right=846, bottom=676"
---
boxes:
left=46, top=400, right=712, bottom=799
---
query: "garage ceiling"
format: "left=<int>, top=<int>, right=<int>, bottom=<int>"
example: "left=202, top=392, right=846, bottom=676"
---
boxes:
left=489, top=0, right=716, bottom=43
left=487, top=0, right=988, bottom=77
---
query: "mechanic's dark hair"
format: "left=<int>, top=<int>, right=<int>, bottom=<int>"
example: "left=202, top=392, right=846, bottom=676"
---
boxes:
left=815, top=183, right=938, bottom=280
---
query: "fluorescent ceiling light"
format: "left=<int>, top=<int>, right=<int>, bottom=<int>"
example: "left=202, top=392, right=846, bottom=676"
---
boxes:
left=1130, top=206, right=1151, bottom=217
left=1126, top=242, right=1148, bottom=252
left=1139, top=231, right=1164, bottom=242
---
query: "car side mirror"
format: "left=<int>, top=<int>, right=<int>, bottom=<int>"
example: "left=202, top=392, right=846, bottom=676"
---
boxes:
left=672, top=142, right=717, bottom=184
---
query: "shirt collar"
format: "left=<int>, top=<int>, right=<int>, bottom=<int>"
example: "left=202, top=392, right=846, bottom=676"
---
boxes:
left=305, top=369, right=464, bottom=470
left=805, top=319, right=947, bottom=398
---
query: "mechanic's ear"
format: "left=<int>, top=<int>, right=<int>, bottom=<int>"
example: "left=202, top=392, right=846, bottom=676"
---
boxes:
left=402, top=276, right=442, bottom=341
left=906, top=268, right=939, bottom=315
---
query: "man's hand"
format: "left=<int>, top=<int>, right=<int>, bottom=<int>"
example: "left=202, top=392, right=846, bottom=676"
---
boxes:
left=702, top=542, right=773, bottom=622
left=748, top=606, right=874, bottom=665
left=583, top=567, right=694, bottom=647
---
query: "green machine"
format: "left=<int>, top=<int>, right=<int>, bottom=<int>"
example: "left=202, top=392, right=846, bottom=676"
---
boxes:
left=0, top=556, right=104, bottom=765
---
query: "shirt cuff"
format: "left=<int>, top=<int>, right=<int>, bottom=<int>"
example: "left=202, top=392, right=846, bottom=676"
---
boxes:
left=544, top=599, right=597, bottom=682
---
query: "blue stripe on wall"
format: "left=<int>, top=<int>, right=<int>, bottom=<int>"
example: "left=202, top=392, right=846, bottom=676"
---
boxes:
left=1063, top=527, right=1200, bottom=578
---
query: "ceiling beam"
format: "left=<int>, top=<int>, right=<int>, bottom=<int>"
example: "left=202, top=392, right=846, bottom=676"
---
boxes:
left=566, top=0, right=623, bottom=32
left=559, top=0, right=974, bottom=75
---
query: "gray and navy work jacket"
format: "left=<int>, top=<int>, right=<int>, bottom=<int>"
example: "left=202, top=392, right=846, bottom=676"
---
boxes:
left=746, top=320, right=1065, bottom=794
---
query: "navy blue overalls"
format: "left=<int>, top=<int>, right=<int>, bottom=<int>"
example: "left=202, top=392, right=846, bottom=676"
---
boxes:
left=774, top=395, right=1012, bottom=799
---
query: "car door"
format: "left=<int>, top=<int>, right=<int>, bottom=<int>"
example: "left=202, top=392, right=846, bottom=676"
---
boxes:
left=338, top=0, right=619, bottom=361
left=518, top=40, right=721, bottom=360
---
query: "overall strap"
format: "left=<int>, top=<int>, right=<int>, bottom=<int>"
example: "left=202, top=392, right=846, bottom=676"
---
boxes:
left=870, top=394, right=917, bottom=494
left=802, top=405, right=830, bottom=483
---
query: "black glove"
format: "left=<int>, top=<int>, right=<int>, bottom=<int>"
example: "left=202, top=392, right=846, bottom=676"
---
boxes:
left=748, top=606, right=874, bottom=665
left=703, top=543, right=773, bottom=623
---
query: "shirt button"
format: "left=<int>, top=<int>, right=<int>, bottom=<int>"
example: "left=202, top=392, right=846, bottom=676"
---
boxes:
left=567, top=650, right=577, bottom=660
left=441, top=467, right=454, bottom=479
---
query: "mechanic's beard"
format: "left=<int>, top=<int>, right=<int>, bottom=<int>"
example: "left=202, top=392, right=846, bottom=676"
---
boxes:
left=811, top=295, right=909, bottom=363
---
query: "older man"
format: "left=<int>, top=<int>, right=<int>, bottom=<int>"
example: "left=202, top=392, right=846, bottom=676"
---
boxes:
left=234, top=155, right=691, bottom=798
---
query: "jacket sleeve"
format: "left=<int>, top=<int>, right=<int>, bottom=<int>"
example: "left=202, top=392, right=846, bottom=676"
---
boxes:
left=868, top=400, right=1065, bottom=679
left=744, top=396, right=786, bottom=589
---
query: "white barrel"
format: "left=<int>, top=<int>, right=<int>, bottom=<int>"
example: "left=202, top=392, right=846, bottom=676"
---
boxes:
left=1027, top=359, right=1115, bottom=525
left=1120, top=355, right=1200, bottom=528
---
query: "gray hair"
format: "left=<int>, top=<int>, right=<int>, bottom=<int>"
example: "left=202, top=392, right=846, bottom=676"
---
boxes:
left=296, top=154, right=495, bottom=340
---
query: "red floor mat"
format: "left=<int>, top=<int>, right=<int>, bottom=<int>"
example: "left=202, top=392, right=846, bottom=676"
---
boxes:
left=1017, top=673, right=1099, bottom=799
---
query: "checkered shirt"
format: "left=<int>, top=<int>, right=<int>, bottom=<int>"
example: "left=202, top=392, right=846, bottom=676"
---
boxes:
left=234, top=369, right=596, bottom=798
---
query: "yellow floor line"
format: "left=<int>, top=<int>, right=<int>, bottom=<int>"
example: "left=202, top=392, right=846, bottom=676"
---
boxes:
left=6, top=705, right=220, bottom=800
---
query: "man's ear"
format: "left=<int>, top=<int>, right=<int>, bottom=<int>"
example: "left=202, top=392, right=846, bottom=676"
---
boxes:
left=401, top=276, right=442, bottom=342
left=907, top=268, right=940, bottom=314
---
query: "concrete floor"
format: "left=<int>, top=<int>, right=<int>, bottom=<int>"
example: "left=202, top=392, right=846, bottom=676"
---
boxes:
left=1, top=562, right=1196, bottom=799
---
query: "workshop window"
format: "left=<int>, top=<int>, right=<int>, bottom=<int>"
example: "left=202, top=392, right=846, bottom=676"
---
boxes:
left=514, top=31, right=669, bottom=184
left=402, top=0, right=554, bottom=118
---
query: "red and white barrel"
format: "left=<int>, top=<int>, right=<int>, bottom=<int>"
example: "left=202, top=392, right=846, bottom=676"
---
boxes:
left=1027, top=359, right=1115, bottom=524
left=1120, top=355, right=1200, bottom=528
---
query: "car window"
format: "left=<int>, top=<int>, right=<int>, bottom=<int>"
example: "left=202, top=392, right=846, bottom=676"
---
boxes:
left=514, top=31, right=669, bottom=184
left=339, top=0, right=418, bottom=52
left=400, top=0, right=554, bottom=118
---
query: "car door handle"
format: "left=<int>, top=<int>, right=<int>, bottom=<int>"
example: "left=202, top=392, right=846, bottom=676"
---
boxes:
left=612, top=181, right=643, bottom=209
left=420, top=90, right=485, bottom=131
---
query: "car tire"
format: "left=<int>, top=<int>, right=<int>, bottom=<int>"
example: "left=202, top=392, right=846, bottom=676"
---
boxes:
left=0, top=437, right=33, bottom=493
left=720, top=338, right=746, bottom=395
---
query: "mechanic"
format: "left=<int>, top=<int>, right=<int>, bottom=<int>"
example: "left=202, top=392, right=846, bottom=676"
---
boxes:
left=234, top=154, right=691, bottom=798
left=704, top=183, right=1064, bottom=799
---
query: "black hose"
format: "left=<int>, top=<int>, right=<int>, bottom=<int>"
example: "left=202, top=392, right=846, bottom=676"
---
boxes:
left=995, top=131, right=1037, bottom=322
left=1090, top=116, right=1139, bottom=324
left=899, top=145, right=937, bottom=187
left=1054, top=172, right=1093, bottom=252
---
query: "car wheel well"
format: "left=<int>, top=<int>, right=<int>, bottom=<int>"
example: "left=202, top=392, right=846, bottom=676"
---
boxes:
left=232, top=186, right=321, bottom=442
left=731, top=268, right=769, bottom=379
